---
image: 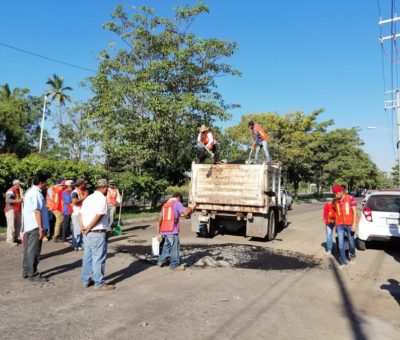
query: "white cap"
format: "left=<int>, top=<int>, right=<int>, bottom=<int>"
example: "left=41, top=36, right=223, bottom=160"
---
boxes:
left=13, top=179, right=24, bottom=186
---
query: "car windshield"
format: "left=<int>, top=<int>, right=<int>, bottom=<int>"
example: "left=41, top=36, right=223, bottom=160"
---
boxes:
left=367, top=195, right=400, bottom=212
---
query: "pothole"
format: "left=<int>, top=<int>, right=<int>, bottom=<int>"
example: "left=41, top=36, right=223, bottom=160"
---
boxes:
left=115, top=243, right=320, bottom=271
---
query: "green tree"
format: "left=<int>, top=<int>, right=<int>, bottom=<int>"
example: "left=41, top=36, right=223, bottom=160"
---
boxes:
left=87, top=3, right=239, bottom=183
left=0, top=83, right=43, bottom=156
left=57, top=102, right=98, bottom=162
left=226, top=110, right=333, bottom=194
left=46, top=74, right=73, bottom=125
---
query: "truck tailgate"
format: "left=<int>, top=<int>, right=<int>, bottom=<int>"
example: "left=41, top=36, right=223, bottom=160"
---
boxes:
left=191, top=163, right=267, bottom=207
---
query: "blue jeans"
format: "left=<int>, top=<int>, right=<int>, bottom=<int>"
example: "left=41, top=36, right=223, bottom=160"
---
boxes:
left=336, top=225, right=356, bottom=264
left=81, top=232, right=107, bottom=288
left=255, top=140, right=271, bottom=163
left=325, top=223, right=334, bottom=252
left=71, top=215, right=82, bottom=248
left=157, top=234, right=180, bottom=269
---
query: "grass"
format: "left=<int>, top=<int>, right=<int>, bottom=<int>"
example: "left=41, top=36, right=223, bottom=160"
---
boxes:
left=120, top=211, right=159, bottom=220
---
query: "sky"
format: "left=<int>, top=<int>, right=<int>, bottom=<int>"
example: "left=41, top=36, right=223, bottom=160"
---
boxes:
left=0, top=0, right=398, bottom=172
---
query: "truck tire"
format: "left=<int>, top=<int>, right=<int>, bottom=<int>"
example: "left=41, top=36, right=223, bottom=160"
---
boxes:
left=267, top=210, right=276, bottom=241
left=208, top=219, right=217, bottom=238
left=356, top=237, right=366, bottom=251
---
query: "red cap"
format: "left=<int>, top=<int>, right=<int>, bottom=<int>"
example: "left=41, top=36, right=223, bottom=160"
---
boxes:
left=332, top=185, right=344, bottom=193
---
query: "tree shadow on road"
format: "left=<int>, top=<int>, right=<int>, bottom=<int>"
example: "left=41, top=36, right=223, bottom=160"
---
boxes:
left=121, top=224, right=151, bottom=233
left=329, top=257, right=368, bottom=340
left=40, top=245, right=74, bottom=260
left=380, top=279, right=400, bottom=306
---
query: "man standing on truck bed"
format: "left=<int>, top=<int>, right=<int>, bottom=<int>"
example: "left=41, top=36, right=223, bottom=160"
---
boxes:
left=197, top=124, right=219, bottom=164
left=157, top=192, right=195, bottom=271
left=248, top=120, right=271, bottom=163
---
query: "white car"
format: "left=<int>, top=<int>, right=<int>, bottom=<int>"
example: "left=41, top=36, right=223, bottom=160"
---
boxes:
left=357, top=190, right=400, bottom=250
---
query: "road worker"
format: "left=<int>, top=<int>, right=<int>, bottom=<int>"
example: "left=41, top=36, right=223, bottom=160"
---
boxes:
left=197, top=124, right=219, bottom=164
left=332, top=185, right=357, bottom=268
left=248, top=120, right=271, bottom=163
left=157, top=193, right=196, bottom=271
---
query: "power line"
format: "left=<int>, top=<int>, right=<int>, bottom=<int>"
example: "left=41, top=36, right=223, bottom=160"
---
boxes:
left=0, top=41, right=97, bottom=73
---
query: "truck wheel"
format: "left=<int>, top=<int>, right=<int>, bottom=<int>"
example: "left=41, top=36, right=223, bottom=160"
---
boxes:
left=267, top=210, right=276, bottom=241
left=356, top=238, right=366, bottom=251
left=208, top=220, right=216, bottom=238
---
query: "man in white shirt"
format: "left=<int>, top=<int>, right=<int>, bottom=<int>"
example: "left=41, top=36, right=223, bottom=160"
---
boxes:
left=79, top=179, right=114, bottom=291
left=22, top=173, right=49, bottom=282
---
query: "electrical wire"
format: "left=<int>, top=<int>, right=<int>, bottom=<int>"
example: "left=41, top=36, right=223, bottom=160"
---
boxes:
left=377, top=0, right=397, bottom=159
left=0, top=41, right=97, bottom=73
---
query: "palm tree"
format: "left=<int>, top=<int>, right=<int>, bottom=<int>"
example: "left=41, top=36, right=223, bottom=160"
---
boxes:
left=46, top=74, right=72, bottom=125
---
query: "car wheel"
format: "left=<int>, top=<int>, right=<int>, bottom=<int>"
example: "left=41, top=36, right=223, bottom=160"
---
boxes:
left=356, top=238, right=366, bottom=251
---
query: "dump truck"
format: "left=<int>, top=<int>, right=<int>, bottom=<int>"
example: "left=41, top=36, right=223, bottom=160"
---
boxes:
left=190, top=162, right=287, bottom=240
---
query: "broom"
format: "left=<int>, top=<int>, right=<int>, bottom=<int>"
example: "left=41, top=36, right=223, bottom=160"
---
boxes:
left=113, top=190, right=124, bottom=236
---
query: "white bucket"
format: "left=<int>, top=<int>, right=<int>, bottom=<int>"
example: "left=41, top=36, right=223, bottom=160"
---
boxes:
left=152, top=236, right=161, bottom=256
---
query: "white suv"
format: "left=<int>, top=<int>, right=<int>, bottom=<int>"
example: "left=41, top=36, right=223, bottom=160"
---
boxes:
left=357, top=190, right=400, bottom=250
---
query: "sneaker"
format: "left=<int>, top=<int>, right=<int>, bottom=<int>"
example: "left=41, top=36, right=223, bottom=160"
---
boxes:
left=349, top=258, right=356, bottom=265
left=94, top=284, right=115, bottom=291
left=157, top=262, right=165, bottom=267
left=170, top=264, right=185, bottom=271
left=338, top=262, right=347, bottom=270
left=75, top=247, right=79, bottom=251
left=78, top=247, right=83, bottom=251
left=325, top=250, right=332, bottom=256
left=42, top=236, right=49, bottom=242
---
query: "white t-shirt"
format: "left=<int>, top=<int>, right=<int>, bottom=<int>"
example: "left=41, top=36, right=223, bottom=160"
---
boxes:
left=80, top=190, right=109, bottom=231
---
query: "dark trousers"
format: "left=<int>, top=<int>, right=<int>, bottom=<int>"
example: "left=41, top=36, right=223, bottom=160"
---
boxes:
left=62, top=214, right=71, bottom=242
left=198, top=145, right=219, bottom=164
left=48, top=210, right=55, bottom=237
left=22, top=229, right=42, bottom=277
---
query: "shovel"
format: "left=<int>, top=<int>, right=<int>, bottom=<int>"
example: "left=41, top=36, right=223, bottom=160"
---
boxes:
left=199, top=143, right=214, bottom=158
left=113, top=190, right=124, bottom=236
left=245, top=145, right=255, bottom=164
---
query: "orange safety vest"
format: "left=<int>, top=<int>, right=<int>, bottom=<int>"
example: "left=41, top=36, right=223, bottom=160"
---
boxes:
left=46, top=186, right=55, bottom=210
left=160, top=198, right=178, bottom=233
left=200, top=129, right=216, bottom=146
left=253, top=123, right=269, bottom=142
left=52, top=185, right=64, bottom=212
left=334, top=195, right=358, bottom=226
left=323, top=201, right=336, bottom=224
left=3, top=186, right=22, bottom=213
left=107, top=188, right=118, bottom=206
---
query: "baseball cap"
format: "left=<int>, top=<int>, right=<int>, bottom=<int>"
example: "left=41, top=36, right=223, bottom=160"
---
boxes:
left=13, top=179, right=24, bottom=186
left=60, top=180, right=66, bottom=186
left=332, top=185, right=344, bottom=193
left=75, top=178, right=87, bottom=186
left=65, top=180, right=74, bottom=186
left=96, top=179, right=108, bottom=187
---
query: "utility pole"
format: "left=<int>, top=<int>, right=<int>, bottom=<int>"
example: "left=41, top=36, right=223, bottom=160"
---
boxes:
left=379, top=15, right=400, bottom=187
left=39, top=94, right=47, bottom=154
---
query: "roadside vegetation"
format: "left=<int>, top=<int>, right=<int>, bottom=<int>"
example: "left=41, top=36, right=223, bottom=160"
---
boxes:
left=0, top=2, right=396, bottom=227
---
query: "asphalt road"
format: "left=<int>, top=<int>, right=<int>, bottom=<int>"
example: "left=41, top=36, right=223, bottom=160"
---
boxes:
left=0, top=201, right=399, bottom=339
